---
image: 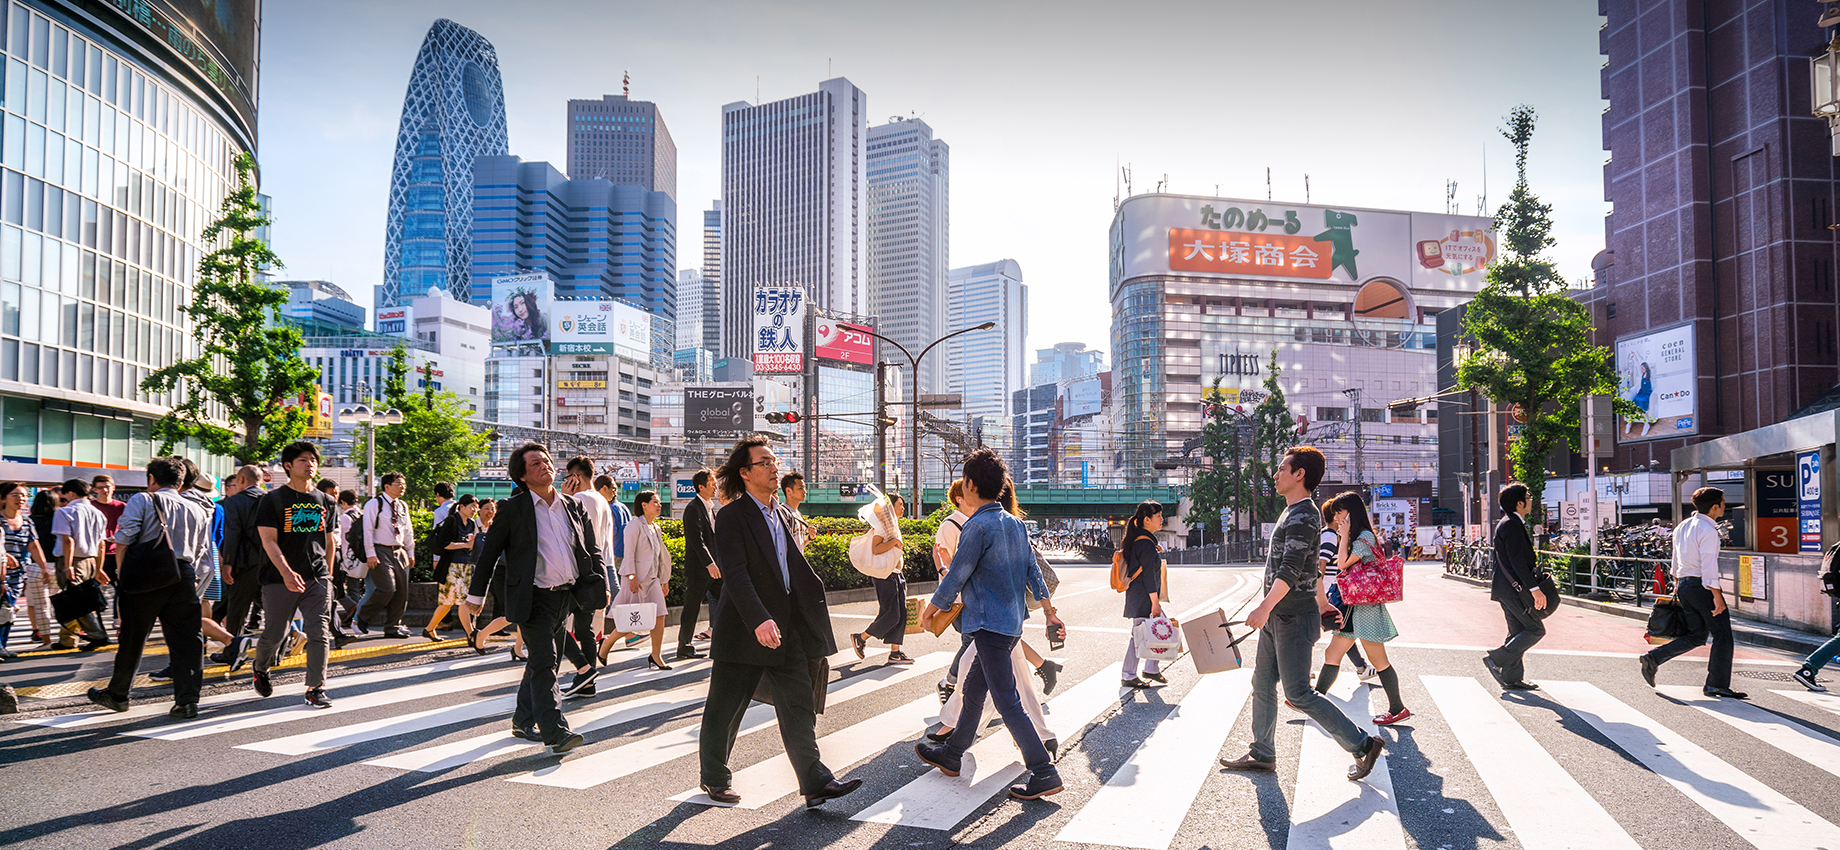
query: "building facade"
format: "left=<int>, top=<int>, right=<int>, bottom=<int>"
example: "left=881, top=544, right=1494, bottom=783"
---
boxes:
left=865, top=117, right=948, bottom=396
left=470, top=155, right=676, bottom=368
left=1109, top=193, right=1495, bottom=486
left=565, top=93, right=676, bottom=200
left=946, top=259, right=1027, bottom=429
left=1582, top=1, right=1840, bottom=473
left=0, top=0, right=261, bottom=486
left=380, top=19, right=508, bottom=307
left=719, top=78, right=866, bottom=359
left=702, top=200, right=721, bottom=350
left=283, top=280, right=366, bottom=332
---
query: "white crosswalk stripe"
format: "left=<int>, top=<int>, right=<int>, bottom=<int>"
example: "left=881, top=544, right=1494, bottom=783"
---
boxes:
left=1772, top=687, right=1840, bottom=719
left=127, top=665, right=526, bottom=741
left=850, top=662, right=1128, bottom=830
left=1423, top=675, right=1641, bottom=850
left=1541, top=680, right=1840, bottom=850
left=1286, top=677, right=1405, bottom=850
left=510, top=650, right=946, bottom=790
left=1053, top=666, right=1254, bottom=850
left=1660, top=686, right=1840, bottom=781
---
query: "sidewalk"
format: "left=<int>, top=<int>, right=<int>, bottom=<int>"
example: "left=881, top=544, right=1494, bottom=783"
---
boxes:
left=1439, top=570, right=1831, bottom=655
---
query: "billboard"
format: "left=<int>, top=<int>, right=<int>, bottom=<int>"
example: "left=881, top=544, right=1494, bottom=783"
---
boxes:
left=553, top=300, right=649, bottom=358
left=753, top=287, right=805, bottom=374
left=1065, top=376, right=1102, bottom=417
left=814, top=319, right=873, bottom=365
left=376, top=305, right=411, bottom=336
left=1615, top=322, right=1697, bottom=442
left=492, top=274, right=552, bottom=347
left=685, top=386, right=756, bottom=439
left=1114, top=195, right=1496, bottom=293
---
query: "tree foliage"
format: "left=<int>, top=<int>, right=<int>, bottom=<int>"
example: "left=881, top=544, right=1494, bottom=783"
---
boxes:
left=1186, top=350, right=1300, bottom=539
left=1456, top=105, right=1631, bottom=522
left=141, top=153, right=319, bottom=464
left=354, top=345, right=491, bottom=505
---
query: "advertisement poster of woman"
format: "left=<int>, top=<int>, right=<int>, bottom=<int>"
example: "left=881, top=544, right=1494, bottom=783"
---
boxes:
left=1615, top=323, right=1698, bottom=442
left=491, top=274, right=551, bottom=346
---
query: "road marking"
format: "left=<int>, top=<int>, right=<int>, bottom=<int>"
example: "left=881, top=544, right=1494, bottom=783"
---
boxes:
left=1053, top=668, right=1254, bottom=849
left=1542, top=680, right=1840, bottom=850
left=239, top=657, right=715, bottom=755
left=1423, top=676, right=1641, bottom=850
left=671, top=690, right=942, bottom=808
left=1287, top=678, right=1406, bottom=850
left=1378, top=641, right=1803, bottom=666
left=1661, top=686, right=1840, bottom=780
left=18, top=654, right=509, bottom=729
left=126, top=666, right=526, bottom=741
left=510, top=650, right=942, bottom=790
left=1771, top=688, right=1840, bottom=718
left=850, top=662, right=1127, bottom=831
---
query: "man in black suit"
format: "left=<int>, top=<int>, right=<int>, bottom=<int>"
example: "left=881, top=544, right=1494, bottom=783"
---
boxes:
left=1484, top=482, right=1546, bottom=691
left=675, top=469, right=720, bottom=661
left=463, top=443, right=608, bottom=754
left=696, top=436, right=860, bottom=809
left=217, top=464, right=265, bottom=641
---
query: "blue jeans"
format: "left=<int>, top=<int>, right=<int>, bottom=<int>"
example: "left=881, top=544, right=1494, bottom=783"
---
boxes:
left=945, top=629, right=1055, bottom=778
left=1806, top=629, right=1840, bottom=673
left=1250, top=608, right=1370, bottom=762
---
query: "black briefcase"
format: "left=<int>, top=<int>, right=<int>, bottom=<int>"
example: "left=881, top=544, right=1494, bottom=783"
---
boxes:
left=50, top=579, right=106, bottom=624
left=1645, top=595, right=1689, bottom=644
left=751, top=656, right=831, bottom=714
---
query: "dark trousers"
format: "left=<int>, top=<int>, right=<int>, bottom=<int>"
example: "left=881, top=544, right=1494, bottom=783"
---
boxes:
left=699, top=619, right=833, bottom=795
left=944, top=628, right=975, bottom=685
left=357, top=546, right=409, bottom=629
left=1646, top=577, right=1733, bottom=689
left=514, top=586, right=579, bottom=742
left=676, top=565, right=720, bottom=649
left=1488, top=597, right=1547, bottom=683
left=945, top=630, right=1054, bottom=777
left=558, top=607, right=597, bottom=671
left=108, top=578, right=203, bottom=705
left=863, top=572, right=907, bottom=645
left=219, top=564, right=263, bottom=635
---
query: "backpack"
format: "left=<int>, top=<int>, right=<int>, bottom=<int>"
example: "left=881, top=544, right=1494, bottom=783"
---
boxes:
left=1109, top=540, right=1143, bottom=593
left=342, top=505, right=368, bottom=566
left=1822, top=542, right=1840, bottom=599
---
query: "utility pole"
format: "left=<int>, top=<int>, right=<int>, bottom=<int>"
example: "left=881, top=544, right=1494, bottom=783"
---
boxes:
left=1469, top=387, right=1482, bottom=536
left=1344, top=387, right=1364, bottom=486
left=802, top=306, right=818, bottom=483
left=874, top=360, right=889, bottom=491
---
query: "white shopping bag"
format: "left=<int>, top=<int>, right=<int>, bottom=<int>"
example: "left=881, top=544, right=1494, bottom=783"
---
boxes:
left=1133, top=615, right=1183, bottom=660
left=609, top=602, right=658, bottom=633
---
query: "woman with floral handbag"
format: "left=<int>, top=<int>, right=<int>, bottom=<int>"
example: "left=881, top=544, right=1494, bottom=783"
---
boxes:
left=1314, top=492, right=1411, bottom=725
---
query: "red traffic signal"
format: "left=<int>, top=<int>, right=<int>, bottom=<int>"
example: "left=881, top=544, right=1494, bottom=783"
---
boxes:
left=765, top=411, right=802, bottom=425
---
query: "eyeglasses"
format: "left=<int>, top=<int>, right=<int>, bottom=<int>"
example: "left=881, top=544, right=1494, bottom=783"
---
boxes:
left=746, top=456, right=781, bottom=469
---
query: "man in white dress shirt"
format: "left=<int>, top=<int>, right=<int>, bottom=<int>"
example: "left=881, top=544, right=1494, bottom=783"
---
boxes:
left=354, top=472, right=415, bottom=638
left=559, top=456, right=614, bottom=697
left=1640, top=487, right=1744, bottom=699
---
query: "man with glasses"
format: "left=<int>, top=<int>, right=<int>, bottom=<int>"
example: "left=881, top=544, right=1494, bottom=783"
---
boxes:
left=696, top=436, right=859, bottom=809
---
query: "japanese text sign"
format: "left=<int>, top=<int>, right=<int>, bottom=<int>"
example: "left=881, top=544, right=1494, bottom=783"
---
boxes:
left=1168, top=228, right=1331, bottom=279
left=753, top=287, right=805, bottom=374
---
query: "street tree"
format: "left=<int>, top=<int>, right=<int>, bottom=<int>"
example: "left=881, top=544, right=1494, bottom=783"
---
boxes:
left=1456, top=105, right=1629, bottom=523
left=142, top=153, right=319, bottom=464
left=1185, top=376, right=1256, bottom=543
left=355, top=345, right=490, bottom=505
left=1247, top=349, right=1301, bottom=524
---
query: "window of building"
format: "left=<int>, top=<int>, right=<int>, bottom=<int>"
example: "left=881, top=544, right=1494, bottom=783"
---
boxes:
left=1315, top=407, right=1347, bottom=422
left=1358, top=408, right=1384, bottom=423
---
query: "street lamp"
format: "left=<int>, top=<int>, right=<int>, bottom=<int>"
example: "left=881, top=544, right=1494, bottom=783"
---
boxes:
left=862, top=322, right=997, bottom=518
left=337, top=404, right=404, bottom=496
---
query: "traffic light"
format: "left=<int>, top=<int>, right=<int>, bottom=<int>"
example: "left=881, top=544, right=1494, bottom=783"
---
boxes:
left=764, top=411, right=802, bottom=425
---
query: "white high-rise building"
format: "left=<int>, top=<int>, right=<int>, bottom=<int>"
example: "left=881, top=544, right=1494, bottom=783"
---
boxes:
left=947, top=260, right=1028, bottom=427
left=719, top=78, right=867, bottom=359
left=866, top=118, right=949, bottom=396
left=676, top=268, right=708, bottom=352
left=702, top=202, right=723, bottom=353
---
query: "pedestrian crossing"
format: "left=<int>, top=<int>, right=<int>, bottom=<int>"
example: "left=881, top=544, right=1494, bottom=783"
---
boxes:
left=15, top=645, right=1840, bottom=849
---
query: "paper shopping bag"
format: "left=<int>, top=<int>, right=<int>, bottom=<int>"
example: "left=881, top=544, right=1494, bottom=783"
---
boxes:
left=610, top=602, right=658, bottom=633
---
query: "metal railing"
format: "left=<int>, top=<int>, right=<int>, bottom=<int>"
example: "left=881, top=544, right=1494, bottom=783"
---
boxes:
left=1536, top=548, right=1671, bottom=606
left=1166, top=540, right=1265, bottom=564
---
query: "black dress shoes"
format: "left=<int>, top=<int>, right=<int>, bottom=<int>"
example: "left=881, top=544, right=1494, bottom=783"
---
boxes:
left=676, top=646, right=705, bottom=660
left=169, top=703, right=198, bottom=719
left=1639, top=655, right=1658, bottom=687
left=1703, top=686, right=1749, bottom=700
left=86, top=687, right=128, bottom=712
left=1503, top=680, right=1541, bottom=691
left=804, top=778, right=862, bottom=809
left=701, top=785, right=741, bottom=804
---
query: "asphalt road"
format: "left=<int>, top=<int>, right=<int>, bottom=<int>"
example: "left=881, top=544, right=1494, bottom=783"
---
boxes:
left=4, top=563, right=1838, bottom=850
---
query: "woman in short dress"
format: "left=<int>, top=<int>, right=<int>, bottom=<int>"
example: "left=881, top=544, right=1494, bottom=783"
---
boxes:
left=425, top=495, right=479, bottom=642
left=600, top=490, right=671, bottom=670
left=0, top=482, right=53, bottom=656
left=1317, top=491, right=1410, bottom=725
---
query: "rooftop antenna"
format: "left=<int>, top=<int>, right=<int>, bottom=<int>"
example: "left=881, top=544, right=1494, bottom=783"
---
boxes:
left=1157, top=173, right=1167, bottom=193
left=1477, top=144, right=1487, bottom=216
left=1122, top=164, right=1133, bottom=197
left=1114, top=155, right=1121, bottom=210
left=1304, top=174, right=1310, bottom=204
left=1267, top=167, right=1272, bottom=200
left=1446, top=179, right=1458, bottom=214
left=756, top=75, right=760, bottom=105
left=622, top=70, right=630, bottom=98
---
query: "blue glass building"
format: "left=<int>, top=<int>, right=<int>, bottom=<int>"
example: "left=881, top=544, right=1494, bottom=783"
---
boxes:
left=380, top=19, right=507, bottom=307
left=470, top=155, right=676, bottom=368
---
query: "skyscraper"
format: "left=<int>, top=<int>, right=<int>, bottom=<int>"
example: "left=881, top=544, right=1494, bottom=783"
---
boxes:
left=947, top=259, right=1028, bottom=427
left=382, top=19, right=509, bottom=307
left=470, top=155, right=676, bottom=368
left=866, top=118, right=949, bottom=396
left=565, top=93, right=677, bottom=200
left=703, top=202, right=722, bottom=351
left=675, top=268, right=718, bottom=353
left=720, top=78, right=867, bottom=360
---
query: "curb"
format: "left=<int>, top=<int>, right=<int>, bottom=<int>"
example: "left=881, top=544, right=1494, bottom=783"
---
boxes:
left=1439, top=572, right=1826, bottom=655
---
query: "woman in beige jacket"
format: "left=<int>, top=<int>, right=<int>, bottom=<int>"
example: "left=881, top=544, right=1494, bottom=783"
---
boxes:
left=600, top=490, right=672, bottom=669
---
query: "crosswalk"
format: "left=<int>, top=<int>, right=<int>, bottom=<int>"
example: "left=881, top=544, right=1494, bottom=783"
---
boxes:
left=17, top=641, right=1840, bottom=849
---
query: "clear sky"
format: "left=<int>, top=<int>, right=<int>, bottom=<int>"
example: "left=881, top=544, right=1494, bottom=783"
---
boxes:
left=258, top=0, right=1609, bottom=363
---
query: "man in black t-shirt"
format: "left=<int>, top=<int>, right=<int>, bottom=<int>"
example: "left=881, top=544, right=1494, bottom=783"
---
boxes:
left=252, top=441, right=340, bottom=708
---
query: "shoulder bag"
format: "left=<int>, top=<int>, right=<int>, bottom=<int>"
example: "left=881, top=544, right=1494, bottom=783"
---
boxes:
left=1338, top=533, right=1404, bottom=606
left=118, top=495, right=182, bottom=594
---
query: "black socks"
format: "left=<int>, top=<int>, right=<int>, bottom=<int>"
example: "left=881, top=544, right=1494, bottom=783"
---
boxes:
left=1316, top=663, right=1339, bottom=694
left=1376, top=665, right=1405, bottom=713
